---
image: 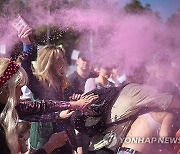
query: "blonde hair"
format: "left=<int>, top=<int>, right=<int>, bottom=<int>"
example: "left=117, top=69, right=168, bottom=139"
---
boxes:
left=0, top=58, right=28, bottom=154
left=34, top=45, right=69, bottom=91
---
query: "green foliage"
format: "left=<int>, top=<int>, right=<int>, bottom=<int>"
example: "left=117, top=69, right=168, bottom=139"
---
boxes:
left=124, top=0, right=151, bottom=14
left=32, top=25, right=81, bottom=64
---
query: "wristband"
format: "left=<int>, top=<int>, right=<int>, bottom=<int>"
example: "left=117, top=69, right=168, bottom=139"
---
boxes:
left=23, top=44, right=32, bottom=53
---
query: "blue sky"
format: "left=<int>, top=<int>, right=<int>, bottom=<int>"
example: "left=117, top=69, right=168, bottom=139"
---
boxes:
left=140, top=0, right=180, bottom=20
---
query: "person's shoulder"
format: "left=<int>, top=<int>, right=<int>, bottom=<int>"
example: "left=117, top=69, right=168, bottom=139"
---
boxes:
left=68, top=71, right=77, bottom=77
left=86, top=78, right=96, bottom=83
left=68, top=71, right=78, bottom=80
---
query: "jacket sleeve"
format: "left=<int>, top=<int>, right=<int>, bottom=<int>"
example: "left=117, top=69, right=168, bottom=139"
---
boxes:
left=19, top=111, right=63, bottom=122
left=16, top=100, right=71, bottom=117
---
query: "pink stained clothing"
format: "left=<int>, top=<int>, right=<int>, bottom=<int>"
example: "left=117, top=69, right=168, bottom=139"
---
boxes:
left=107, top=83, right=173, bottom=124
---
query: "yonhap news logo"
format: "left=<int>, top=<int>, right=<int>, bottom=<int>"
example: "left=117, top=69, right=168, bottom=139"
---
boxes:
left=119, top=137, right=180, bottom=144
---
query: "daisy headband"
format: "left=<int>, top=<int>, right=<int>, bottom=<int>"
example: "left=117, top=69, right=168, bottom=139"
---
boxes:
left=0, top=60, right=20, bottom=87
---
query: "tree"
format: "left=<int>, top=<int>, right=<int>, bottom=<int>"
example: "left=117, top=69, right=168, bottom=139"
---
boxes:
left=32, top=26, right=81, bottom=64
left=167, top=8, right=180, bottom=27
left=124, top=0, right=151, bottom=14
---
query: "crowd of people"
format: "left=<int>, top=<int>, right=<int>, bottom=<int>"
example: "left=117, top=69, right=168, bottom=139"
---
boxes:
left=0, top=24, right=179, bottom=154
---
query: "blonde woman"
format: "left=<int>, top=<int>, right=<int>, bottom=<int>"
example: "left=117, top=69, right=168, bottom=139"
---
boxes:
left=19, top=27, right=80, bottom=153
left=0, top=58, right=98, bottom=154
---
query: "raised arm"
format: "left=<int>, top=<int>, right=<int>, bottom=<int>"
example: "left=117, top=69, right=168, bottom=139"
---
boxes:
left=18, top=26, right=41, bottom=95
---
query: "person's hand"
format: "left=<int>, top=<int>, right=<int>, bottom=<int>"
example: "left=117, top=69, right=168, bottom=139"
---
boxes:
left=18, top=26, right=32, bottom=45
left=41, top=131, right=68, bottom=154
left=59, top=109, right=75, bottom=119
left=69, top=93, right=82, bottom=101
left=70, top=93, right=98, bottom=110
left=47, top=131, right=68, bottom=149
